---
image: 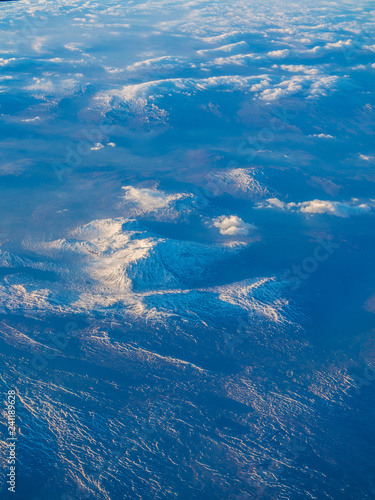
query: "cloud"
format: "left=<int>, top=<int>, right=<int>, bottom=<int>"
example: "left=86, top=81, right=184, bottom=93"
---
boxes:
left=197, top=41, right=248, bottom=55
left=25, top=77, right=79, bottom=100
left=267, top=49, right=290, bottom=59
left=0, top=58, right=17, bottom=66
left=0, top=159, right=33, bottom=176
left=212, top=215, right=257, bottom=236
left=256, top=73, right=339, bottom=102
left=309, top=133, right=335, bottom=139
left=279, top=65, right=320, bottom=75
left=211, top=53, right=256, bottom=66
left=250, top=78, right=272, bottom=91
left=90, top=143, right=104, bottom=151
left=95, top=75, right=267, bottom=105
left=309, top=75, right=339, bottom=97
left=259, top=76, right=304, bottom=101
left=120, top=186, right=192, bottom=218
left=21, top=116, right=41, bottom=123
left=359, top=154, right=375, bottom=162
left=200, top=31, right=242, bottom=44
left=32, top=36, right=49, bottom=54
left=301, top=39, right=353, bottom=57
left=126, top=56, right=189, bottom=71
left=298, top=200, right=371, bottom=217
left=261, top=198, right=373, bottom=217
left=64, top=43, right=86, bottom=52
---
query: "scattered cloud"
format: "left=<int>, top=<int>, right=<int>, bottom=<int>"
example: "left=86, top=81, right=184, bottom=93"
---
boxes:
left=309, top=133, right=335, bottom=139
left=256, top=73, right=340, bottom=102
left=126, top=55, right=188, bottom=71
left=212, top=215, right=257, bottom=236
left=120, top=186, right=192, bottom=218
left=359, top=154, right=375, bottom=162
left=0, top=58, right=17, bottom=66
left=91, top=143, right=104, bottom=151
left=279, top=65, right=320, bottom=75
left=200, top=31, right=242, bottom=44
left=260, top=198, right=374, bottom=217
left=267, top=49, right=290, bottom=59
left=64, top=43, right=86, bottom=52
left=197, top=41, right=248, bottom=55
left=211, top=53, right=256, bottom=66
left=21, top=116, right=41, bottom=123
left=95, top=75, right=268, bottom=105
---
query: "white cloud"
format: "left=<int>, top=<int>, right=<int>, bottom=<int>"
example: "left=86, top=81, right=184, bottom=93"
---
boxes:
left=212, top=215, right=257, bottom=236
left=0, top=58, right=17, bottom=66
left=211, top=53, right=256, bottom=66
left=359, top=154, right=375, bottom=162
left=325, top=39, right=353, bottom=50
left=32, top=36, right=49, bottom=54
left=279, top=65, right=319, bottom=75
left=265, top=198, right=286, bottom=210
left=126, top=56, right=188, bottom=71
left=197, top=41, right=248, bottom=55
left=258, top=73, right=339, bottom=102
left=200, top=31, right=242, bottom=44
left=309, top=133, right=335, bottom=139
left=250, top=78, right=271, bottom=91
left=121, top=186, right=192, bottom=218
left=64, top=43, right=85, bottom=52
left=261, top=198, right=373, bottom=217
left=21, top=116, right=41, bottom=123
left=298, top=200, right=371, bottom=216
left=91, top=143, right=104, bottom=151
left=95, top=75, right=267, bottom=104
left=267, top=49, right=290, bottom=59
left=25, top=77, right=79, bottom=99
left=302, top=39, right=353, bottom=57
left=309, top=75, right=339, bottom=97
left=259, top=76, right=304, bottom=101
